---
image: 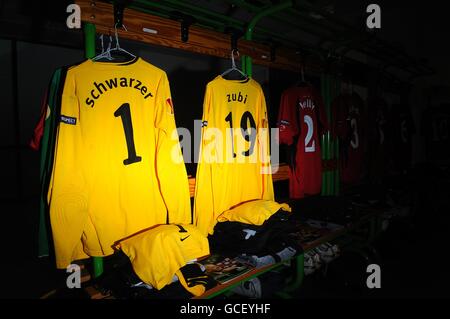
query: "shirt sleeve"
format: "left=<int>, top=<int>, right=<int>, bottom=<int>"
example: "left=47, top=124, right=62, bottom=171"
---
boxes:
left=193, top=83, right=215, bottom=236
left=258, top=89, right=274, bottom=201
left=29, top=89, right=49, bottom=151
left=47, top=69, right=89, bottom=269
left=154, top=72, right=191, bottom=224
left=277, top=89, right=299, bottom=145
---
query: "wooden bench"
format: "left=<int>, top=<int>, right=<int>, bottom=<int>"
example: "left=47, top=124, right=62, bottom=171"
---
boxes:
left=77, top=208, right=380, bottom=299
left=195, top=210, right=378, bottom=299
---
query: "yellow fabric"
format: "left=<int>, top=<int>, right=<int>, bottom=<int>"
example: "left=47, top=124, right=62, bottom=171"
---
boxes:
left=47, top=58, right=191, bottom=268
left=175, top=269, right=206, bottom=297
left=116, top=224, right=210, bottom=291
left=217, top=199, right=291, bottom=225
left=194, top=76, right=274, bottom=236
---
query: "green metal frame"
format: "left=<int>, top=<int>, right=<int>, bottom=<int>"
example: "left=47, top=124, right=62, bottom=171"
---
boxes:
left=279, top=253, right=305, bottom=295
left=130, top=0, right=296, bottom=49
left=320, top=72, right=341, bottom=197
left=120, top=0, right=431, bottom=79
left=241, top=1, right=292, bottom=76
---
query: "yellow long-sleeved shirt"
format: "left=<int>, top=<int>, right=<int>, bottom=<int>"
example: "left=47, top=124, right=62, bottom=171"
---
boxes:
left=194, top=76, right=274, bottom=236
left=48, top=57, right=191, bottom=268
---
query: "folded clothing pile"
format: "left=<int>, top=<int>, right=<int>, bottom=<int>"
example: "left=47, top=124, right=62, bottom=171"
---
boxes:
left=94, top=224, right=216, bottom=298
left=209, top=200, right=303, bottom=267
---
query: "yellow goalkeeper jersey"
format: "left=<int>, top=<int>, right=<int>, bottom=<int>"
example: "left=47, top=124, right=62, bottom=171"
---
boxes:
left=193, top=76, right=274, bottom=236
left=115, top=224, right=209, bottom=292
left=48, top=57, right=191, bottom=268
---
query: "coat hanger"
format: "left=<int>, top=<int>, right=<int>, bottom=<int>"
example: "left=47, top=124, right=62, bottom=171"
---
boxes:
left=97, top=34, right=113, bottom=61
left=93, top=23, right=136, bottom=62
left=221, top=49, right=248, bottom=80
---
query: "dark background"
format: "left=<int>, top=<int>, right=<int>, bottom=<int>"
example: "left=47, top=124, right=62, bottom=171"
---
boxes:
left=0, top=0, right=449, bottom=299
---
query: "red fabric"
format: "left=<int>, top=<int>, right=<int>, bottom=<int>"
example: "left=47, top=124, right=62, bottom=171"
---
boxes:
left=29, top=90, right=49, bottom=151
left=277, top=85, right=328, bottom=198
left=332, top=93, right=366, bottom=185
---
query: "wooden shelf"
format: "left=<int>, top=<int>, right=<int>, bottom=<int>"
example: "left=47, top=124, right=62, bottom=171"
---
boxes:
left=76, top=0, right=322, bottom=73
left=188, top=163, right=290, bottom=197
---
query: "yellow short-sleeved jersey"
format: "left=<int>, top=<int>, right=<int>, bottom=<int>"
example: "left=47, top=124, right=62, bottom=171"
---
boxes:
left=217, top=199, right=291, bottom=225
left=115, top=224, right=209, bottom=291
left=194, top=76, right=275, bottom=236
left=48, top=57, right=191, bottom=268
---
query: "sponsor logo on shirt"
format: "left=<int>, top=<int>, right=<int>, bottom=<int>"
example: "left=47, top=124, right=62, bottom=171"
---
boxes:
left=61, top=115, right=77, bottom=125
left=180, top=235, right=190, bottom=242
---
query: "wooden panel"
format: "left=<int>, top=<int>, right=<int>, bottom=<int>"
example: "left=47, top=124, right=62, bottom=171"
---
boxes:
left=272, top=163, right=290, bottom=182
left=188, top=176, right=196, bottom=197
left=187, top=163, right=289, bottom=197
left=76, top=0, right=322, bottom=73
left=76, top=1, right=299, bottom=195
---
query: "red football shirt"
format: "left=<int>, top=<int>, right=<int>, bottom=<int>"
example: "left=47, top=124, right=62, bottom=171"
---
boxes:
left=277, top=85, right=328, bottom=198
left=29, top=89, right=48, bottom=151
left=332, top=92, right=366, bottom=185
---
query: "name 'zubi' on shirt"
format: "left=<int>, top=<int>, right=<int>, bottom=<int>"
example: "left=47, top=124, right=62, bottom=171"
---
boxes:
left=194, top=75, right=274, bottom=236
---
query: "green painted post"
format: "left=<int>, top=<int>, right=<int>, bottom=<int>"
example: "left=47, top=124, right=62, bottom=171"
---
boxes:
left=84, top=23, right=96, bottom=59
left=241, top=56, right=247, bottom=76
left=243, top=1, right=292, bottom=76
left=84, top=22, right=103, bottom=279
left=279, top=253, right=305, bottom=296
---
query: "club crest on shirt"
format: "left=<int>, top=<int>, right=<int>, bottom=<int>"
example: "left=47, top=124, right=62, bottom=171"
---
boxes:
left=279, top=120, right=290, bottom=131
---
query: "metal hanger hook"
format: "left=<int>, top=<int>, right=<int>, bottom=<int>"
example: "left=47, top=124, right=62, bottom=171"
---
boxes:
left=114, top=23, right=120, bottom=49
left=99, top=34, right=105, bottom=53
left=113, top=23, right=128, bottom=49
left=231, top=49, right=239, bottom=68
